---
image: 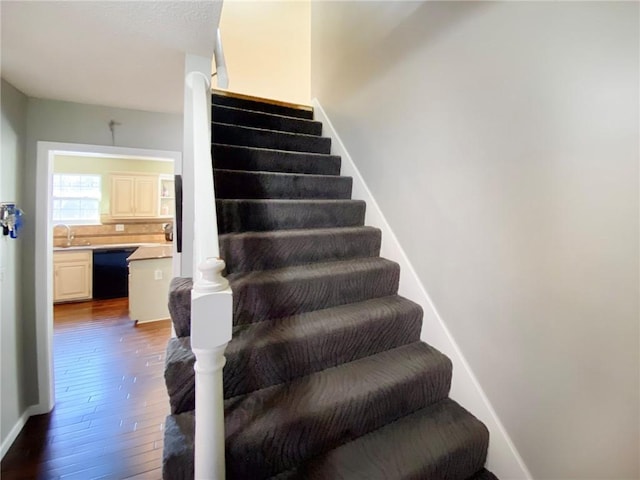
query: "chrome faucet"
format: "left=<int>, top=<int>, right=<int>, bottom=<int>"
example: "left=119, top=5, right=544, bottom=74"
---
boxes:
left=54, top=224, right=74, bottom=247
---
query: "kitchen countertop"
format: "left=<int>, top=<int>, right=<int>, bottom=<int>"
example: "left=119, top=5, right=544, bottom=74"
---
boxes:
left=127, top=245, right=173, bottom=261
left=54, top=242, right=171, bottom=252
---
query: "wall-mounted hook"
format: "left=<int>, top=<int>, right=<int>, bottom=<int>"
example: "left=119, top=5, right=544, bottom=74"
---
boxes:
left=109, top=120, right=121, bottom=146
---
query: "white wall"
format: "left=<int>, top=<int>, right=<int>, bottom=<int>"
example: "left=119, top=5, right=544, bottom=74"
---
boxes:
left=17, top=98, right=182, bottom=407
left=311, top=2, right=639, bottom=479
left=218, top=0, right=310, bottom=105
left=0, top=79, right=28, bottom=451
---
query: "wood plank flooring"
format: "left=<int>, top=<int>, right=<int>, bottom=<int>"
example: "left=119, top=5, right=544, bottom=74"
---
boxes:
left=1, top=298, right=172, bottom=480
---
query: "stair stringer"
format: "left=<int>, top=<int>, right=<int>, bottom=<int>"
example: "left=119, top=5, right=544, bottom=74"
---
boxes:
left=312, top=98, right=532, bottom=480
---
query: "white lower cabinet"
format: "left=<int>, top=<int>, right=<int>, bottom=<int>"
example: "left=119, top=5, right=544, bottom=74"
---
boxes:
left=53, top=250, right=93, bottom=303
left=128, top=256, right=172, bottom=323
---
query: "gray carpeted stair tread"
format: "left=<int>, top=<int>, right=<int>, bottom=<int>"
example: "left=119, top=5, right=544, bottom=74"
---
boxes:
left=168, top=258, right=400, bottom=331
left=162, top=399, right=492, bottom=480
left=228, top=257, right=400, bottom=325
left=163, top=410, right=195, bottom=480
left=213, top=122, right=331, bottom=154
left=213, top=104, right=322, bottom=136
left=226, top=295, right=423, bottom=397
left=168, top=277, right=192, bottom=338
left=219, top=226, right=381, bottom=274
left=271, top=398, right=489, bottom=480
left=212, top=144, right=341, bottom=176
left=213, top=93, right=314, bottom=120
left=164, top=295, right=424, bottom=413
left=214, top=169, right=352, bottom=200
left=225, top=342, right=452, bottom=479
left=216, top=199, right=365, bottom=233
left=164, top=336, right=194, bottom=414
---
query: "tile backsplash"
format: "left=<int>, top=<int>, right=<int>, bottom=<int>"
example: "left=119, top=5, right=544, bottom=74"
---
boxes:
left=53, top=222, right=171, bottom=247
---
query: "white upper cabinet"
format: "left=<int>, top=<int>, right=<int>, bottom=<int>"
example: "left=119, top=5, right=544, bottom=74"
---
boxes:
left=110, top=173, right=159, bottom=218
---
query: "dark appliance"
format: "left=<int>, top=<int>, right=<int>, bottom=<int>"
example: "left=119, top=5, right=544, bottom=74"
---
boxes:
left=92, top=247, right=137, bottom=299
left=175, top=174, right=182, bottom=252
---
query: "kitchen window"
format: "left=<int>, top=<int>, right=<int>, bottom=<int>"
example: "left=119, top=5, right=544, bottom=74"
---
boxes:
left=52, top=174, right=101, bottom=224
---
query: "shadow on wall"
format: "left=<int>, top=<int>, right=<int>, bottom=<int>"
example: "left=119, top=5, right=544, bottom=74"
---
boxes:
left=313, top=1, right=493, bottom=104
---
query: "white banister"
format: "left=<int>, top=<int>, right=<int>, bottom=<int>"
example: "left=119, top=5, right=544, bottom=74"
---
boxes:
left=186, top=66, right=233, bottom=480
left=213, top=28, right=229, bottom=89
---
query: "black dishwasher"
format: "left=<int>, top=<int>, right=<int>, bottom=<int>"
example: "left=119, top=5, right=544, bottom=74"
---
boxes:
left=92, top=248, right=137, bottom=299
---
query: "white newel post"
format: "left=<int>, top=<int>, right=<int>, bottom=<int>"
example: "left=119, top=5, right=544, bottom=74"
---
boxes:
left=191, top=274, right=231, bottom=480
left=186, top=66, right=233, bottom=480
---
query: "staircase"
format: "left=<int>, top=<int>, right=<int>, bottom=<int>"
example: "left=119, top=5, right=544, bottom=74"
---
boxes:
left=162, top=92, right=498, bottom=479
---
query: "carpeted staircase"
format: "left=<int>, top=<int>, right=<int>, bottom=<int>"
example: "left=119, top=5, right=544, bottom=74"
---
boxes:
left=162, top=92, right=498, bottom=479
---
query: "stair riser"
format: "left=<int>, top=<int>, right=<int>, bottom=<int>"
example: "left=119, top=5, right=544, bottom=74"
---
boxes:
left=213, top=94, right=314, bottom=120
left=219, top=228, right=381, bottom=274
left=165, top=337, right=195, bottom=414
left=216, top=200, right=366, bottom=233
left=213, top=123, right=331, bottom=154
left=230, top=261, right=400, bottom=325
left=213, top=144, right=341, bottom=176
left=225, top=299, right=423, bottom=398
left=168, top=277, right=192, bottom=338
left=164, top=372, right=490, bottom=480
left=163, top=412, right=194, bottom=480
left=164, top=346, right=455, bottom=480
left=168, top=259, right=396, bottom=334
left=302, top=433, right=488, bottom=480
left=214, top=170, right=352, bottom=200
left=213, top=105, right=322, bottom=136
left=225, top=344, right=453, bottom=478
left=279, top=400, right=490, bottom=480
left=469, top=469, right=500, bottom=480
left=164, top=297, right=424, bottom=412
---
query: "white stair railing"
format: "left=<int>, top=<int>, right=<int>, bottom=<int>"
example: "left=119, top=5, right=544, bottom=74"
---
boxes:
left=185, top=31, right=232, bottom=479
left=213, top=28, right=229, bottom=89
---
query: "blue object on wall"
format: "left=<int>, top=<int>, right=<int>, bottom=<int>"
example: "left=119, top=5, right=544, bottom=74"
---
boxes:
left=0, top=203, right=24, bottom=239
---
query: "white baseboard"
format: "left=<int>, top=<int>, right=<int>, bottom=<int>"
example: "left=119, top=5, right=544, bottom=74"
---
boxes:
left=136, top=317, right=170, bottom=324
left=1, top=403, right=49, bottom=459
left=312, top=99, right=532, bottom=480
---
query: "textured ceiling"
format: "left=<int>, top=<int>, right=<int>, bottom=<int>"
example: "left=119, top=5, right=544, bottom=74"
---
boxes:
left=1, top=1, right=222, bottom=113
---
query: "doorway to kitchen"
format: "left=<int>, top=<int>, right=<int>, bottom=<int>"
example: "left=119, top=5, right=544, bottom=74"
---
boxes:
left=35, top=142, right=181, bottom=415
left=52, top=152, right=176, bottom=304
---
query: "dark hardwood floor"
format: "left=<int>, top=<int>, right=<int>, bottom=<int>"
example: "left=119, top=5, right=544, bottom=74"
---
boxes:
left=1, top=298, right=172, bottom=480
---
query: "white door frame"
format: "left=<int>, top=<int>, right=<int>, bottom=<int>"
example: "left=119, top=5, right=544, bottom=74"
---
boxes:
left=35, top=141, right=182, bottom=413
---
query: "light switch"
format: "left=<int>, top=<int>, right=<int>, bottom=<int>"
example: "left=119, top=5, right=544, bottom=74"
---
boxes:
left=154, top=269, right=163, bottom=280
left=115, top=224, right=125, bottom=232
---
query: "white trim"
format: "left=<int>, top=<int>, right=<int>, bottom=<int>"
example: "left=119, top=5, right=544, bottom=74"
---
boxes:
left=55, top=150, right=175, bottom=162
left=1, top=408, right=30, bottom=459
left=312, top=99, right=532, bottom=480
left=36, top=141, right=182, bottom=414
left=0, top=404, right=48, bottom=459
left=135, top=317, right=170, bottom=324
